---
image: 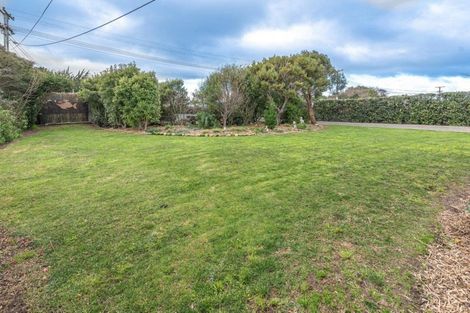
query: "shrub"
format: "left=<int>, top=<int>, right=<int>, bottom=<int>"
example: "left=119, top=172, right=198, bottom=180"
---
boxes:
left=0, top=109, right=20, bottom=144
left=264, top=102, right=277, bottom=129
left=79, top=79, right=107, bottom=127
left=114, top=72, right=161, bottom=130
left=285, top=100, right=307, bottom=124
left=316, top=92, right=470, bottom=126
left=196, top=112, right=218, bottom=129
left=79, top=63, right=146, bottom=128
left=146, top=127, right=159, bottom=135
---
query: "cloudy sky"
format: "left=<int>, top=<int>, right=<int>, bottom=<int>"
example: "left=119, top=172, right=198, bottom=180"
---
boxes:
left=5, top=0, right=470, bottom=95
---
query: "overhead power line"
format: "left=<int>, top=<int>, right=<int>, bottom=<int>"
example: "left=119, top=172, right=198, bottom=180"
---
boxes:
left=14, top=26, right=218, bottom=71
left=10, top=35, right=33, bottom=60
left=23, top=0, right=156, bottom=47
left=13, top=12, right=249, bottom=63
left=17, top=0, right=53, bottom=45
left=12, top=8, right=249, bottom=63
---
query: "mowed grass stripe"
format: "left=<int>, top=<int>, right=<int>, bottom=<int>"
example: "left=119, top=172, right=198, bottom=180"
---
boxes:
left=0, top=125, right=469, bottom=312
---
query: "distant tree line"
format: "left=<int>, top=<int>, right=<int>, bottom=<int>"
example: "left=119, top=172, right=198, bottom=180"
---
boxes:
left=5, top=47, right=466, bottom=144
left=78, top=50, right=346, bottom=131
left=1, top=49, right=347, bottom=142
left=333, top=86, right=387, bottom=99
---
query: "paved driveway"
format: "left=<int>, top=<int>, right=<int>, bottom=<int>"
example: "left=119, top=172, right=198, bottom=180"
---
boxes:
left=318, top=121, right=470, bottom=133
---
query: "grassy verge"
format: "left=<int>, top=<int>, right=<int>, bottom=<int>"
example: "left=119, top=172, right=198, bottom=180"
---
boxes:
left=1, top=125, right=469, bottom=312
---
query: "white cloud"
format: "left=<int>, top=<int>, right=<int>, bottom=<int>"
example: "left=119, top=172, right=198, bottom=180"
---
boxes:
left=366, top=0, right=418, bottom=9
left=263, top=0, right=313, bottom=24
left=224, top=0, right=338, bottom=53
left=18, top=47, right=109, bottom=73
left=183, top=78, right=204, bottom=96
left=237, top=28, right=408, bottom=63
left=228, top=0, right=412, bottom=64
left=348, top=74, right=470, bottom=94
left=64, top=0, right=139, bottom=34
left=337, top=43, right=408, bottom=62
left=409, top=0, right=470, bottom=41
left=234, top=21, right=337, bottom=52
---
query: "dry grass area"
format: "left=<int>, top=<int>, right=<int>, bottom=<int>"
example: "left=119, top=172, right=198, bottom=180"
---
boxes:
left=417, top=185, right=470, bottom=313
left=0, top=228, right=47, bottom=313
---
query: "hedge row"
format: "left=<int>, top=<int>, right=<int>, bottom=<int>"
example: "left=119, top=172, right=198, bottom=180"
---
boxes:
left=315, top=92, right=470, bottom=126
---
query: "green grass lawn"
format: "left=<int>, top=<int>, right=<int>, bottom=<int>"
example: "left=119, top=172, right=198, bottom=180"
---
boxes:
left=1, top=125, right=469, bottom=312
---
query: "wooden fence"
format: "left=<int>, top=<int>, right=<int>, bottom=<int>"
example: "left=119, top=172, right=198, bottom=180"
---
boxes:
left=38, top=93, right=89, bottom=125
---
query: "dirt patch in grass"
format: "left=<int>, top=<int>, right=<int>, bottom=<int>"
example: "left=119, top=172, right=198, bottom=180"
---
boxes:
left=0, top=227, right=47, bottom=313
left=416, top=184, right=470, bottom=313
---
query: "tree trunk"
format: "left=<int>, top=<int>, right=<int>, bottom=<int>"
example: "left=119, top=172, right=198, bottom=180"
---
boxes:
left=276, top=109, right=282, bottom=126
left=222, top=110, right=227, bottom=130
left=305, top=91, right=316, bottom=125
left=307, top=102, right=316, bottom=125
left=276, top=98, right=289, bottom=125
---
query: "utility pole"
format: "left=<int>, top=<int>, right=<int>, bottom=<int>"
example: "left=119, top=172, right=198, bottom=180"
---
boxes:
left=0, top=6, right=14, bottom=52
left=435, top=86, right=445, bottom=96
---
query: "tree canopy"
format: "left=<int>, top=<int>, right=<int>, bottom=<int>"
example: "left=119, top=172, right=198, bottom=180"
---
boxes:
left=248, top=51, right=338, bottom=125
left=159, top=79, right=189, bottom=124
left=79, top=63, right=161, bottom=129
left=114, top=72, right=160, bottom=130
left=199, top=65, right=247, bottom=129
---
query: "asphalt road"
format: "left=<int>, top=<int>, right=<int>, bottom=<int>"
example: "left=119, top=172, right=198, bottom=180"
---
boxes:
left=318, top=121, right=470, bottom=133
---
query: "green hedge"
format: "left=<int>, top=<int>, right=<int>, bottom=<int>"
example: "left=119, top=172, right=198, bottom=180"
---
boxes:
left=0, top=109, right=20, bottom=144
left=316, top=92, right=470, bottom=126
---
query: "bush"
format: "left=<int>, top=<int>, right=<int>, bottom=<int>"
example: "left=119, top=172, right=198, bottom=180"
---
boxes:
left=316, top=92, right=470, bottom=126
left=79, top=63, right=144, bottom=128
left=0, top=109, right=20, bottom=144
left=114, top=72, right=161, bottom=130
left=264, top=102, right=277, bottom=129
left=79, top=80, right=107, bottom=127
left=196, top=112, right=218, bottom=129
left=285, top=100, right=307, bottom=123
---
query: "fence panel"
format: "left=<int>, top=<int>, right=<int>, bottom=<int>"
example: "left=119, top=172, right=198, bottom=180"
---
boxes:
left=39, top=93, right=89, bottom=125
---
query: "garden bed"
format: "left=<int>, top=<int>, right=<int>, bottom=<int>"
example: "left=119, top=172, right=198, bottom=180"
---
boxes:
left=146, top=124, right=323, bottom=137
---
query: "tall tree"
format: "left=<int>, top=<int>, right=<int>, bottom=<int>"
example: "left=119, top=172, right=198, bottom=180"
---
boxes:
left=292, top=51, right=334, bottom=125
left=251, top=56, right=299, bottom=125
left=199, top=65, right=246, bottom=129
left=239, top=72, right=267, bottom=124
